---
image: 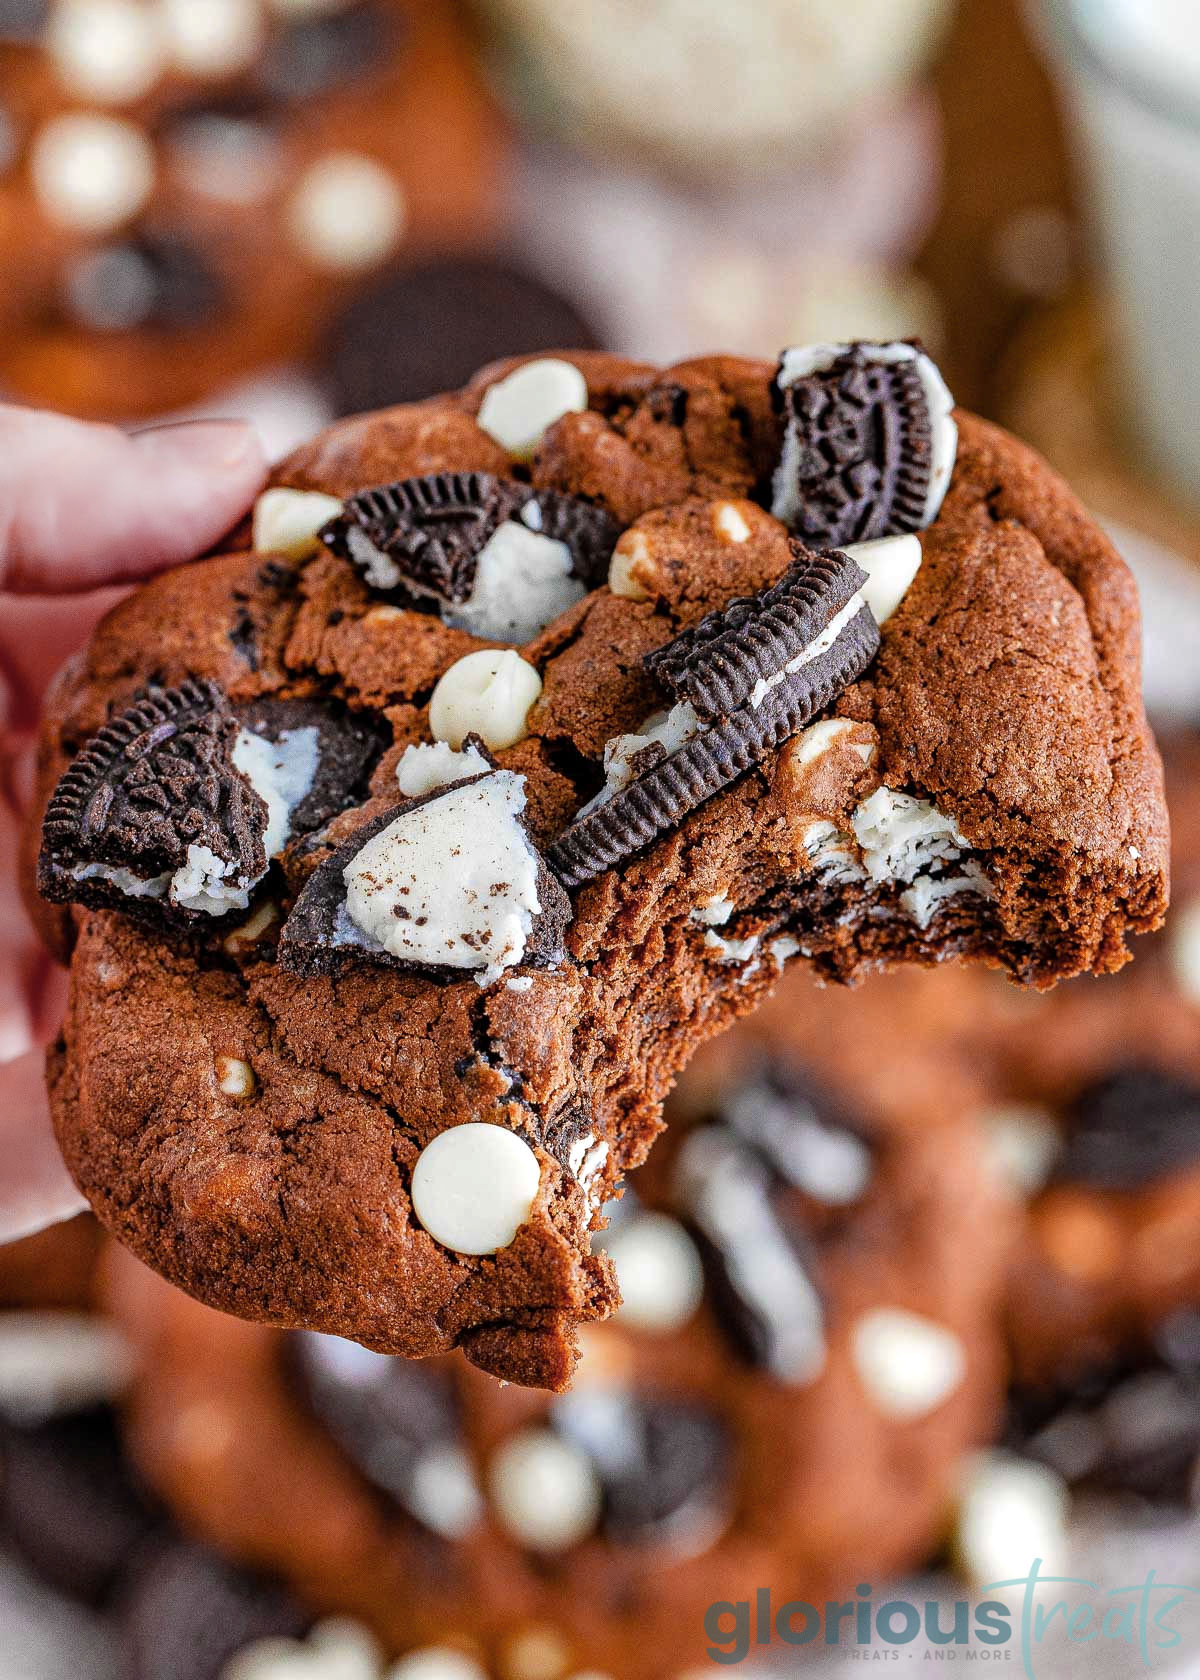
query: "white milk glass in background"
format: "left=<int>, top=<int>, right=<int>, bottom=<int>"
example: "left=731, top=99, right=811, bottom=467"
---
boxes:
left=1032, top=0, right=1200, bottom=503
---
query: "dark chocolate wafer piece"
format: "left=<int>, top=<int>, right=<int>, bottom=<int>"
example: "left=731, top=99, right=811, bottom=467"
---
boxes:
left=278, top=769, right=570, bottom=984
left=234, top=697, right=387, bottom=847
left=38, top=679, right=269, bottom=921
left=645, top=546, right=866, bottom=723
left=771, top=341, right=956, bottom=547
left=322, top=471, right=619, bottom=618
left=548, top=551, right=879, bottom=888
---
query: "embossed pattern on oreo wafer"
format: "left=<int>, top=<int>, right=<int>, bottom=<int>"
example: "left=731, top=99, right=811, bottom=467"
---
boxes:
left=549, top=568, right=880, bottom=888
left=321, top=471, right=620, bottom=642
left=38, top=679, right=269, bottom=918
left=771, top=340, right=958, bottom=548
left=645, top=547, right=867, bottom=723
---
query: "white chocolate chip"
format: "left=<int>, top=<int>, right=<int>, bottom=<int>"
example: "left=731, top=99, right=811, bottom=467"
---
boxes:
left=429, top=649, right=542, bottom=752
left=216, top=1056, right=255, bottom=1100
left=223, top=900, right=280, bottom=954
left=498, top=1628, right=572, bottom=1680
left=386, top=1652, right=490, bottom=1680
left=161, top=0, right=263, bottom=75
left=850, top=1307, right=966, bottom=1420
left=31, top=113, right=155, bottom=234
left=222, top=1618, right=382, bottom=1680
left=981, top=1103, right=1061, bottom=1197
left=477, top=359, right=588, bottom=462
left=411, top=1123, right=540, bottom=1256
left=488, top=1427, right=602, bottom=1551
left=607, top=530, right=652, bottom=601
left=252, top=487, right=344, bottom=560
left=842, top=533, right=923, bottom=625
left=955, top=1451, right=1070, bottom=1590
left=788, top=716, right=857, bottom=768
left=711, top=502, right=751, bottom=543
left=287, top=152, right=406, bottom=273
left=48, top=0, right=165, bottom=102
left=0, top=1313, right=135, bottom=1424
left=604, top=1211, right=704, bottom=1335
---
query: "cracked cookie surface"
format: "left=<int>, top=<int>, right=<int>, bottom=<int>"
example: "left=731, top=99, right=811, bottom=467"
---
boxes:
left=26, top=349, right=1168, bottom=1389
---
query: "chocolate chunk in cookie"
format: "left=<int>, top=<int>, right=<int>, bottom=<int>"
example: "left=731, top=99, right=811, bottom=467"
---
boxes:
left=122, top=1541, right=308, bottom=1680
left=291, top=1333, right=478, bottom=1538
left=38, top=679, right=271, bottom=924
left=553, top=1388, right=730, bottom=1550
left=771, top=341, right=958, bottom=546
left=548, top=547, right=879, bottom=886
left=1054, top=1068, right=1200, bottom=1190
left=323, top=471, right=619, bottom=644
left=279, top=766, right=570, bottom=985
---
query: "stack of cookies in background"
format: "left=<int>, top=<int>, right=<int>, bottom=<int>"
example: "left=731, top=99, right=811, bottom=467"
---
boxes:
left=5, top=3, right=1200, bottom=1679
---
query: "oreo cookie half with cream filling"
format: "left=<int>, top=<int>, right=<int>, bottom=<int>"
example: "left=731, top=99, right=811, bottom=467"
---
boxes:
left=549, top=545, right=879, bottom=887
left=279, top=748, right=570, bottom=985
left=39, top=682, right=384, bottom=925
left=770, top=340, right=958, bottom=546
left=323, top=471, right=619, bottom=644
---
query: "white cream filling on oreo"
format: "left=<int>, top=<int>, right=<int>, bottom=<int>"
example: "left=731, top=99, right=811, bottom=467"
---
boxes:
left=347, top=500, right=587, bottom=645
left=801, top=786, right=994, bottom=931
left=342, top=771, right=542, bottom=984
left=774, top=341, right=958, bottom=531
left=446, top=506, right=586, bottom=643
left=582, top=701, right=703, bottom=817
left=748, top=589, right=867, bottom=709
left=725, top=1083, right=873, bottom=1206
left=395, top=740, right=490, bottom=798
left=74, top=725, right=319, bottom=916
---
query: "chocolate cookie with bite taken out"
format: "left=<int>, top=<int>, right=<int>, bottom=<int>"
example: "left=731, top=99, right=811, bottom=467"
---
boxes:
left=25, top=344, right=1167, bottom=1390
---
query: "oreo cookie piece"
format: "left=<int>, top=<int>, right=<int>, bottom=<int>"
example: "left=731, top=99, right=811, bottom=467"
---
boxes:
left=291, top=1333, right=480, bottom=1540
left=38, top=680, right=271, bottom=924
left=553, top=1388, right=730, bottom=1552
left=672, top=1122, right=827, bottom=1385
left=0, top=1407, right=160, bottom=1604
left=121, top=1540, right=308, bottom=1680
left=548, top=546, right=879, bottom=887
left=259, top=0, right=400, bottom=102
left=770, top=341, right=958, bottom=547
left=1053, top=1068, right=1200, bottom=1190
left=278, top=766, right=571, bottom=986
left=234, top=697, right=387, bottom=849
left=720, top=1059, right=875, bottom=1209
left=317, top=256, right=602, bottom=416
left=323, top=472, right=618, bottom=644
left=61, top=234, right=226, bottom=336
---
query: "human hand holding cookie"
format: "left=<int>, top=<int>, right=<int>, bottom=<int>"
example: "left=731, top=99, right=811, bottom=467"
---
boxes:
left=0, top=405, right=266, bottom=1241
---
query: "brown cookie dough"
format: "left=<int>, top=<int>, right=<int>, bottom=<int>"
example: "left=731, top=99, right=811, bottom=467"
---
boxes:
left=27, top=347, right=1167, bottom=1389
left=0, top=0, right=504, bottom=417
left=108, top=1071, right=1009, bottom=1680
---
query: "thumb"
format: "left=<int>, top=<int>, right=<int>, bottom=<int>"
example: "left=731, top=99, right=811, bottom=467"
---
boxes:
left=0, top=1048, right=88, bottom=1243
left=0, top=409, right=267, bottom=595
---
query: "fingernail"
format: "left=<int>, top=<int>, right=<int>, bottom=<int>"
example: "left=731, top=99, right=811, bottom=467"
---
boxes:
left=130, top=417, right=264, bottom=472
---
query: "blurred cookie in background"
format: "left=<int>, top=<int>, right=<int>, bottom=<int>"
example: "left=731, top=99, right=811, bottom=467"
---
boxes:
left=0, top=1212, right=102, bottom=1310
left=0, top=0, right=506, bottom=418
left=107, top=1076, right=1009, bottom=1679
left=316, top=254, right=603, bottom=417
left=475, top=0, right=953, bottom=180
